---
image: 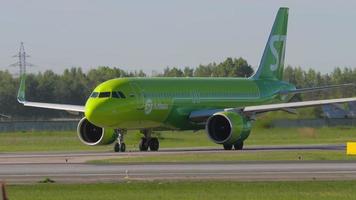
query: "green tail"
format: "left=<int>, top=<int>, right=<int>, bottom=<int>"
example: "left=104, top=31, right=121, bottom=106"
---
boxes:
left=252, top=7, right=289, bottom=81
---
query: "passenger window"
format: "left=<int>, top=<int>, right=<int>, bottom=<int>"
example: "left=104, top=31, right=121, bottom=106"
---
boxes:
left=99, top=92, right=111, bottom=98
left=90, top=92, right=99, bottom=98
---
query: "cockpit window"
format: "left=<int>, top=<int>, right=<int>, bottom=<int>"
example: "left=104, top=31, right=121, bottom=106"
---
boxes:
left=112, top=91, right=126, bottom=99
left=90, top=92, right=99, bottom=98
left=98, top=92, right=111, bottom=98
left=112, top=91, right=120, bottom=98
left=118, top=91, right=126, bottom=98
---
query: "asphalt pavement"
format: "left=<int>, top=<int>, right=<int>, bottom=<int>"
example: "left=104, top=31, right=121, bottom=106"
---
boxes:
left=0, top=144, right=354, bottom=183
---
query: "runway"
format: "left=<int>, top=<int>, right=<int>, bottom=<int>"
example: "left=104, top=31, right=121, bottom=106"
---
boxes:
left=0, top=144, right=353, bottom=183
left=1, top=161, right=356, bottom=183
left=0, top=144, right=345, bottom=164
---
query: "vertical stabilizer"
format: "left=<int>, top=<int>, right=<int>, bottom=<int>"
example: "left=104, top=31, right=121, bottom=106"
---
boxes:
left=252, top=7, right=289, bottom=80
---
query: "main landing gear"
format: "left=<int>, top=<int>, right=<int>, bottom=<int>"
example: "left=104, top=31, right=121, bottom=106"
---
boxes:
left=139, top=129, right=159, bottom=151
left=113, top=129, right=160, bottom=152
left=114, top=129, right=126, bottom=152
left=223, top=141, right=244, bottom=150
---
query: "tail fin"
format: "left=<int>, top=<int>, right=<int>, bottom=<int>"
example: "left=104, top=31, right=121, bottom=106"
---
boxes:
left=252, top=7, right=289, bottom=81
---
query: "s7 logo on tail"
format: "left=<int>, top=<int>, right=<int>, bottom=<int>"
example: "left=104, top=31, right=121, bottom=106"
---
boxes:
left=269, top=35, right=286, bottom=71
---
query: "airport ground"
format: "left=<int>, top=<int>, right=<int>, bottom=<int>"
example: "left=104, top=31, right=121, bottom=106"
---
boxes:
left=0, top=127, right=355, bottom=163
left=1, top=126, right=356, bottom=199
left=0, top=126, right=355, bottom=152
left=6, top=180, right=356, bottom=200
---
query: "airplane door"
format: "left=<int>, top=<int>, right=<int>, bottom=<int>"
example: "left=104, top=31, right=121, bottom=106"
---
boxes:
left=130, top=83, right=145, bottom=110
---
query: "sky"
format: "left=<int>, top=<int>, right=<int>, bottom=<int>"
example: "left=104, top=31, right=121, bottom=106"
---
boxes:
left=1, top=0, right=356, bottom=75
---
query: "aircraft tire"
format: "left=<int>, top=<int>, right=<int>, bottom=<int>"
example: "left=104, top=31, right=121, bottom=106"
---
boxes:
left=114, top=143, right=126, bottom=152
left=234, top=141, right=244, bottom=150
left=120, top=143, right=126, bottom=152
left=223, top=144, right=233, bottom=150
left=149, top=137, right=159, bottom=151
left=139, top=138, right=149, bottom=151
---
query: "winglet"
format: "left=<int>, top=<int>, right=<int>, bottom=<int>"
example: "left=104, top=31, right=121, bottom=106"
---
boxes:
left=17, top=73, right=26, bottom=103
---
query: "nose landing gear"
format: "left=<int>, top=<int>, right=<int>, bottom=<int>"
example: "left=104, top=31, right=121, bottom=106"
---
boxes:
left=113, top=129, right=160, bottom=152
left=139, top=129, right=159, bottom=151
left=114, top=129, right=126, bottom=152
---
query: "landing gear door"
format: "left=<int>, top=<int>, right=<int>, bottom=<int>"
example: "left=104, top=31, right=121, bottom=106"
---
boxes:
left=130, top=83, right=145, bottom=110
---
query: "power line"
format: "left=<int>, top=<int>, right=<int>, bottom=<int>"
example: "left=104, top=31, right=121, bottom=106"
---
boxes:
left=9, top=42, right=35, bottom=76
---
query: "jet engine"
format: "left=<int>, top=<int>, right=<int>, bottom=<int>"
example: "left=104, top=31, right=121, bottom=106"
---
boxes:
left=205, top=111, right=251, bottom=145
left=77, top=117, right=117, bottom=146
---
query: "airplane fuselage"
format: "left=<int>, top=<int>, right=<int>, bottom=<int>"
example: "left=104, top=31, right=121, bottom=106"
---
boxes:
left=85, top=77, right=295, bottom=130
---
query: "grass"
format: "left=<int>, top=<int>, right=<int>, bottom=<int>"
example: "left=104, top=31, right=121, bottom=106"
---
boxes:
left=0, top=130, right=217, bottom=152
left=0, top=126, right=355, bottom=152
left=0, top=131, right=112, bottom=152
left=246, top=127, right=356, bottom=145
left=90, top=150, right=356, bottom=164
left=7, top=180, right=356, bottom=200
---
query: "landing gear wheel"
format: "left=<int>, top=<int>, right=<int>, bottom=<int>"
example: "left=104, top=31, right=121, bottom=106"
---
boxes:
left=139, top=138, right=149, bottom=151
left=114, top=143, right=126, bottom=152
left=223, top=144, right=233, bottom=150
left=120, top=143, right=126, bottom=152
left=149, top=137, right=159, bottom=151
left=114, top=143, right=120, bottom=152
left=234, top=141, right=244, bottom=150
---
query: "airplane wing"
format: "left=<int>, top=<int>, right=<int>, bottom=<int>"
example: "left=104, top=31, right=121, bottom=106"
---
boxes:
left=17, top=75, right=85, bottom=113
left=243, top=97, right=356, bottom=113
left=189, top=97, right=356, bottom=123
left=19, top=101, right=85, bottom=112
left=279, top=83, right=354, bottom=95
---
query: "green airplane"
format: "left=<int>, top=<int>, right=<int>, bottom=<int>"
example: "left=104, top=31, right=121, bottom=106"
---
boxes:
left=0, top=114, right=10, bottom=119
left=18, top=7, right=356, bottom=152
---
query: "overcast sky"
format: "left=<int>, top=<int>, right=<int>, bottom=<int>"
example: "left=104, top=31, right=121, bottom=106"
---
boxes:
left=1, top=0, right=356, bottom=75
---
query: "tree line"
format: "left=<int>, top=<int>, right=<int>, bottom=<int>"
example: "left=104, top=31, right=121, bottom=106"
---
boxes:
left=0, top=57, right=355, bottom=119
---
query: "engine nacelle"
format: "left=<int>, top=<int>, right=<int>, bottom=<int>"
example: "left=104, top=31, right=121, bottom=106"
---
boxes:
left=206, top=111, right=251, bottom=145
left=77, top=117, right=117, bottom=146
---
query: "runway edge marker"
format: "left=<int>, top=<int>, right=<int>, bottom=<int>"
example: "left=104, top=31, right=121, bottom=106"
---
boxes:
left=346, top=142, right=356, bottom=155
left=0, top=182, right=8, bottom=200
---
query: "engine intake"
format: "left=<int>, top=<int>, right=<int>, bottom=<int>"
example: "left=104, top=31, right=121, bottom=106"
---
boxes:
left=77, top=117, right=117, bottom=146
left=206, top=111, right=251, bottom=145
